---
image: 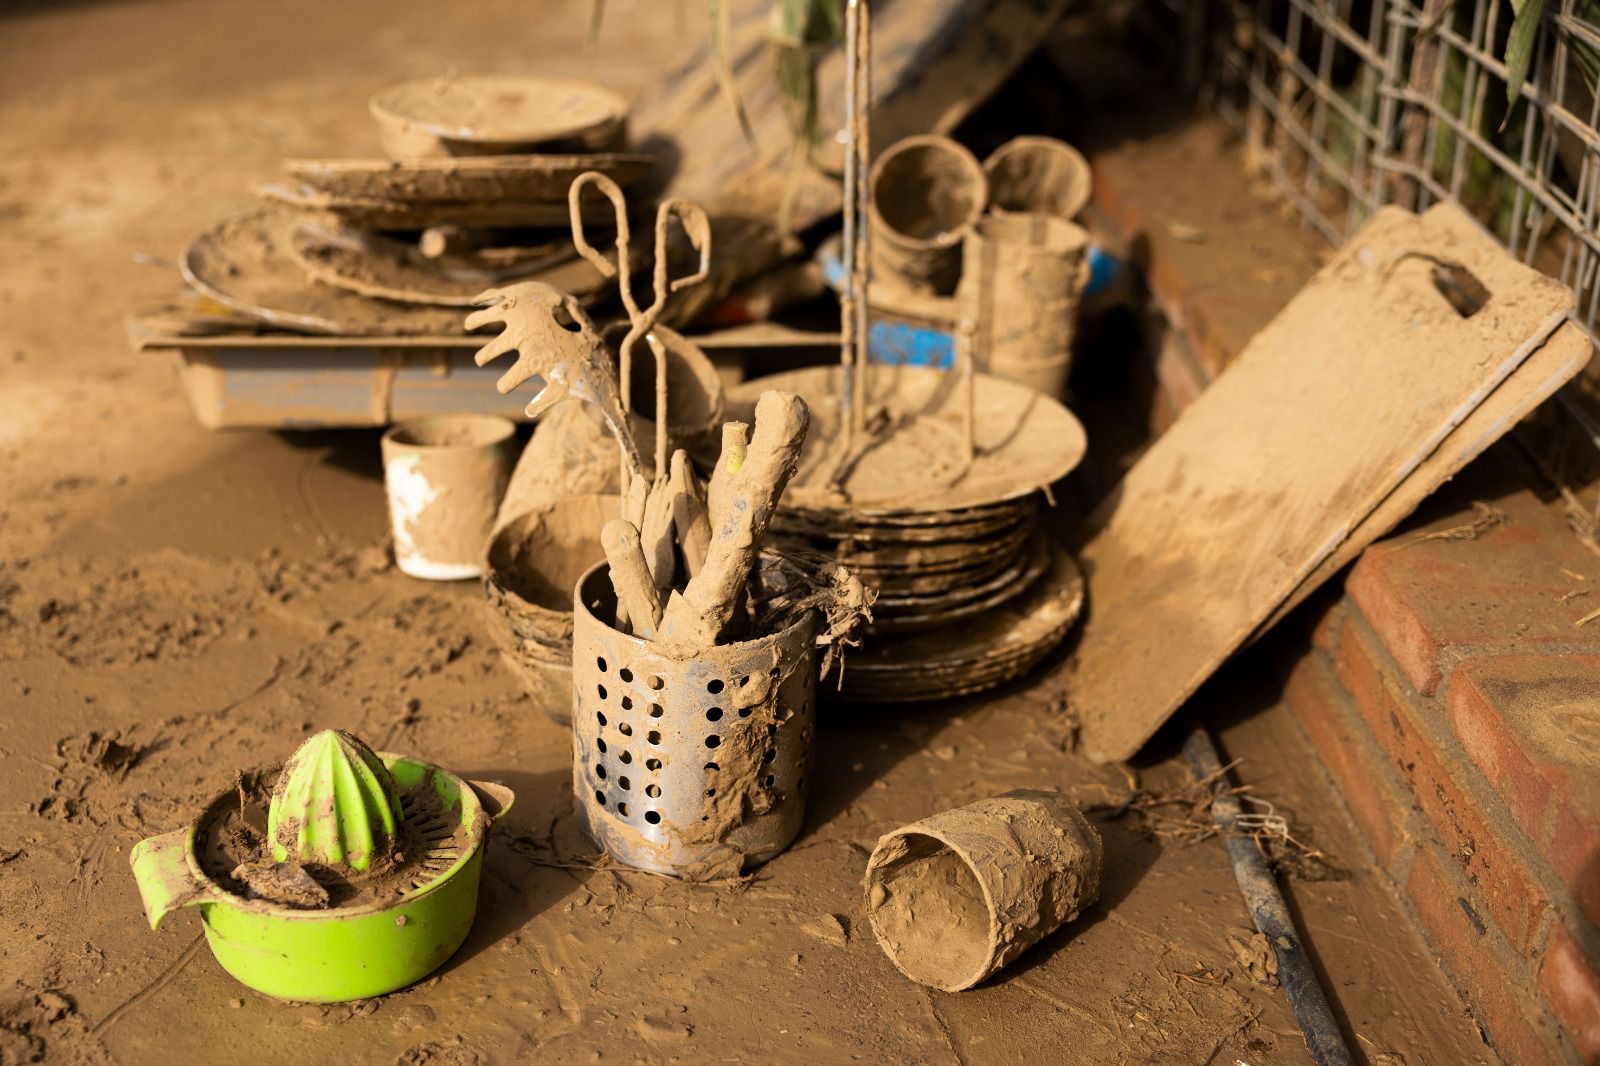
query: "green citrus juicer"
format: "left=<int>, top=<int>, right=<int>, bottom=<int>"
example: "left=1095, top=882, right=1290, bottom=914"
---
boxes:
left=129, top=729, right=514, bottom=1003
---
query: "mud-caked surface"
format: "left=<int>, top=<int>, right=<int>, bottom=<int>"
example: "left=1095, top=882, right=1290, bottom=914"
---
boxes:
left=0, top=1, right=1499, bottom=1063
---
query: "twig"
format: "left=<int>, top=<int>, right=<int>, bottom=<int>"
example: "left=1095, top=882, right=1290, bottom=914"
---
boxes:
left=91, top=933, right=206, bottom=1036
left=1396, top=501, right=1505, bottom=549
left=1084, top=761, right=1329, bottom=873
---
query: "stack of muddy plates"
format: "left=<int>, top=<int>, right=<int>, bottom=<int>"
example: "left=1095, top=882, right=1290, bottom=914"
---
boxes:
left=771, top=497, right=1043, bottom=634
left=179, top=75, right=651, bottom=338
left=728, top=365, right=1087, bottom=703
left=839, top=547, right=1084, bottom=703
left=141, top=75, right=658, bottom=428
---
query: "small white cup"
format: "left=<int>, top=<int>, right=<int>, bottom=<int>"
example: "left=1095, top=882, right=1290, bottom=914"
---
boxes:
left=381, top=415, right=515, bottom=580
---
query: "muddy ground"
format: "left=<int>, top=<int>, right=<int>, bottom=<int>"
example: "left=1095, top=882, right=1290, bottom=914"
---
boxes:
left=1, top=1, right=1497, bottom=1063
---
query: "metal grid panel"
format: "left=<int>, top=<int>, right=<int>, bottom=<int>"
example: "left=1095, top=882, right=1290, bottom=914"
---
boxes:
left=1171, top=0, right=1600, bottom=518
left=1186, top=0, right=1600, bottom=345
left=1205, top=0, right=1397, bottom=242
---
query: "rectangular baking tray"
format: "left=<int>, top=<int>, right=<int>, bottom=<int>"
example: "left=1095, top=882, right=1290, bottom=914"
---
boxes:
left=128, top=316, right=838, bottom=430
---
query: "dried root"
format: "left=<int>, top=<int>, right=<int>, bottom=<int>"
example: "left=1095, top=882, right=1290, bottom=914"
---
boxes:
left=756, top=549, right=874, bottom=679
left=1085, top=761, right=1335, bottom=880
left=1397, top=500, right=1505, bottom=549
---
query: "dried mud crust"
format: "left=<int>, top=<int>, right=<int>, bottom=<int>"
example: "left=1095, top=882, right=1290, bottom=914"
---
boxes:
left=198, top=769, right=471, bottom=909
left=866, top=836, right=994, bottom=984
left=181, top=208, right=468, bottom=336
left=726, top=365, right=1086, bottom=513
left=3, top=551, right=251, bottom=667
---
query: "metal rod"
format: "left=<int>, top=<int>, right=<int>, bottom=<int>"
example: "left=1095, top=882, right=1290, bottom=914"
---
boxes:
left=1182, top=726, right=1355, bottom=1066
left=839, top=0, right=861, bottom=456
left=648, top=332, right=670, bottom=478
left=852, top=0, right=872, bottom=436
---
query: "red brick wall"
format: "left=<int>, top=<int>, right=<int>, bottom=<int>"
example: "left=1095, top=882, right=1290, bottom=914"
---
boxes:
left=1086, top=128, right=1600, bottom=1062
left=1285, top=473, right=1600, bottom=1065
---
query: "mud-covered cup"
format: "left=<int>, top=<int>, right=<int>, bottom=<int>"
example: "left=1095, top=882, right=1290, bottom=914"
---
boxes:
left=382, top=415, right=515, bottom=580
left=958, top=213, right=1091, bottom=399
left=982, top=136, right=1093, bottom=222
left=864, top=789, right=1102, bottom=991
left=868, top=135, right=989, bottom=295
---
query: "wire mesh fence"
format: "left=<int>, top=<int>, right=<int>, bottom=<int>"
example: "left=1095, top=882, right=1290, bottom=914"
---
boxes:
left=1163, top=0, right=1600, bottom=512
left=1181, top=0, right=1600, bottom=346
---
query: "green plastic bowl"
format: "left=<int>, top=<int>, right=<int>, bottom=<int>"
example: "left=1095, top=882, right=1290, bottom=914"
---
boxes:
left=129, top=753, right=513, bottom=1003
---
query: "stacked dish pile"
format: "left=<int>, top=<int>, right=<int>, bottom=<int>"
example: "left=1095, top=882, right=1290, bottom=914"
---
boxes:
left=171, top=75, right=653, bottom=338
left=728, top=364, right=1087, bottom=703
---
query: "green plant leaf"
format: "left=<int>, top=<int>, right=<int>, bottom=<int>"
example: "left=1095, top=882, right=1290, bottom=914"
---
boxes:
left=1570, top=0, right=1600, bottom=88
left=1505, top=0, right=1546, bottom=113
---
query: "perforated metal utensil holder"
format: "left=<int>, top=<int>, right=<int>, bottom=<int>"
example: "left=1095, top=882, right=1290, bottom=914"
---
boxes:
left=571, top=563, right=821, bottom=878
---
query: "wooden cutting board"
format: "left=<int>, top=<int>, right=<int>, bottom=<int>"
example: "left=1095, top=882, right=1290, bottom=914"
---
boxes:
left=1255, top=319, right=1592, bottom=636
left=1071, top=203, right=1573, bottom=764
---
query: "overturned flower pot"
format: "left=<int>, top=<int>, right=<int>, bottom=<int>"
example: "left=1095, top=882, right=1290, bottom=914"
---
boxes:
left=128, top=729, right=513, bottom=1003
left=864, top=789, right=1101, bottom=991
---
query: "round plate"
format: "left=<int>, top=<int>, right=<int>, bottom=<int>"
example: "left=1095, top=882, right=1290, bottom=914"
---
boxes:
left=256, top=182, right=598, bottom=230
left=728, top=365, right=1086, bottom=514
left=779, top=496, right=1036, bottom=534
left=869, top=530, right=1054, bottom=634
left=773, top=501, right=1033, bottom=545
left=181, top=209, right=466, bottom=336
left=284, top=152, right=655, bottom=204
left=286, top=223, right=608, bottom=308
left=781, top=521, right=1030, bottom=574
left=786, top=520, right=1036, bottom=593
left=371, top=76, right=628, bottom=147
left=833, top=543, right=1083, bottom=702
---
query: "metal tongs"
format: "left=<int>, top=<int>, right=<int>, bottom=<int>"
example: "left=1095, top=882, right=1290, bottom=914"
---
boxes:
left=470, top=171, right=717, bottom=630
left=568, top=171, right=712, bottom=481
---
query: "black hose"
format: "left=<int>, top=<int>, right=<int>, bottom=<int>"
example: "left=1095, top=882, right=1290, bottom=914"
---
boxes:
left=1182, top=726, right=1355, bottom=1066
